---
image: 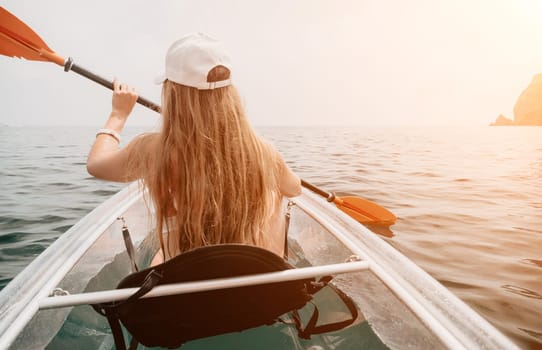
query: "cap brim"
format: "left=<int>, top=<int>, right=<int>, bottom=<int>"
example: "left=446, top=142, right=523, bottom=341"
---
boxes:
left=154, top=73, right=166, bottom=85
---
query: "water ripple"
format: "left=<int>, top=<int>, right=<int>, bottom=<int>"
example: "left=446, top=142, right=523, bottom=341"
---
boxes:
left=520, top=259, right=542, bottom=268
left=0, top=232, right=28, bottom=244
left=519, top=328, right=542, bottom=342
left=501, top=285, right=542, bottom=300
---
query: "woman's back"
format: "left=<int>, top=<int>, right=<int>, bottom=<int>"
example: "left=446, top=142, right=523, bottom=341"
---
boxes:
left=87, top=33, right=301, bottom=263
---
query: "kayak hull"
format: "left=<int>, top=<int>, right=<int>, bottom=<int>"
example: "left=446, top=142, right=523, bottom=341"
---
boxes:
left=0, top=183, right=519, bottom=349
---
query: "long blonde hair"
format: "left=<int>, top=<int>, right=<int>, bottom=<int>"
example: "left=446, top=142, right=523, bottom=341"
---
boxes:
left=131, top=67, right=281, bottom=259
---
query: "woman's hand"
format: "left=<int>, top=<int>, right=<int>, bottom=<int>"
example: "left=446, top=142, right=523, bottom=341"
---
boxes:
left=112, top=79, right=138, bottom=119
left=86, top=79, right=140, bottom=182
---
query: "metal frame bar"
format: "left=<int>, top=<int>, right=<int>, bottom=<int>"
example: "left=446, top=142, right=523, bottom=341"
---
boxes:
left=39, top=261, right=369, bottom=310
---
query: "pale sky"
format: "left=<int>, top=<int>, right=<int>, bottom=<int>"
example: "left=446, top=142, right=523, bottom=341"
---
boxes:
left=1, top=0, right=542, bottom=127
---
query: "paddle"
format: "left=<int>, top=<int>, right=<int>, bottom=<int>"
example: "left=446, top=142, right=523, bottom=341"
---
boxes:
left=0, top=6, right=396, bottom=227
left=301, top=180, right=396, bottom=227
left=0, top=6, right=160, bottom=113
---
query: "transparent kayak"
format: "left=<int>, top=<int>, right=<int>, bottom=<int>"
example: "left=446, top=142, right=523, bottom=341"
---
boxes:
left=0, top=183, right=519, bottom=349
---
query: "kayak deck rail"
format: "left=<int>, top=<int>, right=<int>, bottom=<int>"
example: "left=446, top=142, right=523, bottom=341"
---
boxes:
left=39, top=260, right=369, bottom=310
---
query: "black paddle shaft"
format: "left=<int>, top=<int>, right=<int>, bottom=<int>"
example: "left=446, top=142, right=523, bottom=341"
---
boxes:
left=63, top=57, right=161, bottom=113
left=301, top=179, right=335, bottom=202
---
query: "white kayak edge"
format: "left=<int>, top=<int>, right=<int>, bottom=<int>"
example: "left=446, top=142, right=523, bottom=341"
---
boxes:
left=0, top=183, right=144, bottom=349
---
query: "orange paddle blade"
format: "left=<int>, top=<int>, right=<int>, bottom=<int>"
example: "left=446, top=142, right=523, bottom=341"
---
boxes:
left=0, top=6, right=64, bottom=65
left=334, top=196, right=396, bottom=227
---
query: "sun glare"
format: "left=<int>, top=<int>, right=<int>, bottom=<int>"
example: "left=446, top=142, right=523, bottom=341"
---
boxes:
left=513, top=0, right=542, bottom=20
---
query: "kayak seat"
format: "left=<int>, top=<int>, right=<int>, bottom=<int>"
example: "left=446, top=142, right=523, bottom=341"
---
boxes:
left=92, top=244, right=358, bottom=350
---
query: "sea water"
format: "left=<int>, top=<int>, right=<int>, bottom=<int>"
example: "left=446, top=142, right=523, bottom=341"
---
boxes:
left=0, top=126, right=541, bottom=349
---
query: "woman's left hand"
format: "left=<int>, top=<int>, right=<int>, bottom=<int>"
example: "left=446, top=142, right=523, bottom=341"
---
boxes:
left=112, top=79, right=138, bottom=119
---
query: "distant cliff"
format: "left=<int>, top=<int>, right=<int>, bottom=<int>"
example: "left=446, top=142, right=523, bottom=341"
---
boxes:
left=491, top=74, right=542, bottom=126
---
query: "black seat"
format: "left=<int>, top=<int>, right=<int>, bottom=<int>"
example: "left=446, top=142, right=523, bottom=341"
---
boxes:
left=93, top=244, right=357, bottom=349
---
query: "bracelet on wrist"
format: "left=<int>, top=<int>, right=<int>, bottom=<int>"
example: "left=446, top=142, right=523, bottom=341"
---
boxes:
left=96, top=128, right=121, bottom=143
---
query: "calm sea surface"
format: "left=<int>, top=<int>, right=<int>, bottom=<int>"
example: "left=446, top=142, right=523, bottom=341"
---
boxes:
left=0, top=126, right=541, bottom=349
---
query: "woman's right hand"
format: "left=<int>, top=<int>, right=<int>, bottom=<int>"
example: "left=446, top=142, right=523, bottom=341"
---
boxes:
left=111, top=79, right=138, bottom=119
left=87, top=79, right=141, bottom=182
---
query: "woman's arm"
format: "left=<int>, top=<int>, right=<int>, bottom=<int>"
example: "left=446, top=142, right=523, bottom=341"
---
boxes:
left=278, top=155, right=301, bottom=198
left=87, top=80, right=139, bottom=182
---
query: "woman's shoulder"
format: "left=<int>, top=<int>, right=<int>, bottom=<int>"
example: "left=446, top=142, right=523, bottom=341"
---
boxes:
left=257, top=138, right=280, bottom=160
left=125, top=132, right=161, bottom=172
left=129, top=132, right=160, bottom=150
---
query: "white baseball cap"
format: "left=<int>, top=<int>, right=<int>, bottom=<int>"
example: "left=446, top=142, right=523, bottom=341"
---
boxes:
left=154, top=33, right=232, bottom=90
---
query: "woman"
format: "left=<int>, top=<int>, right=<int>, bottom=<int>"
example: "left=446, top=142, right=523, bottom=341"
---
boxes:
left=87, top=33, right=301, bottom=265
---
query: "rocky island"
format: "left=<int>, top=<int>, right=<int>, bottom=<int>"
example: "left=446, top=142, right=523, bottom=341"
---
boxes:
left=491, top=74, right=542, bottom=126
